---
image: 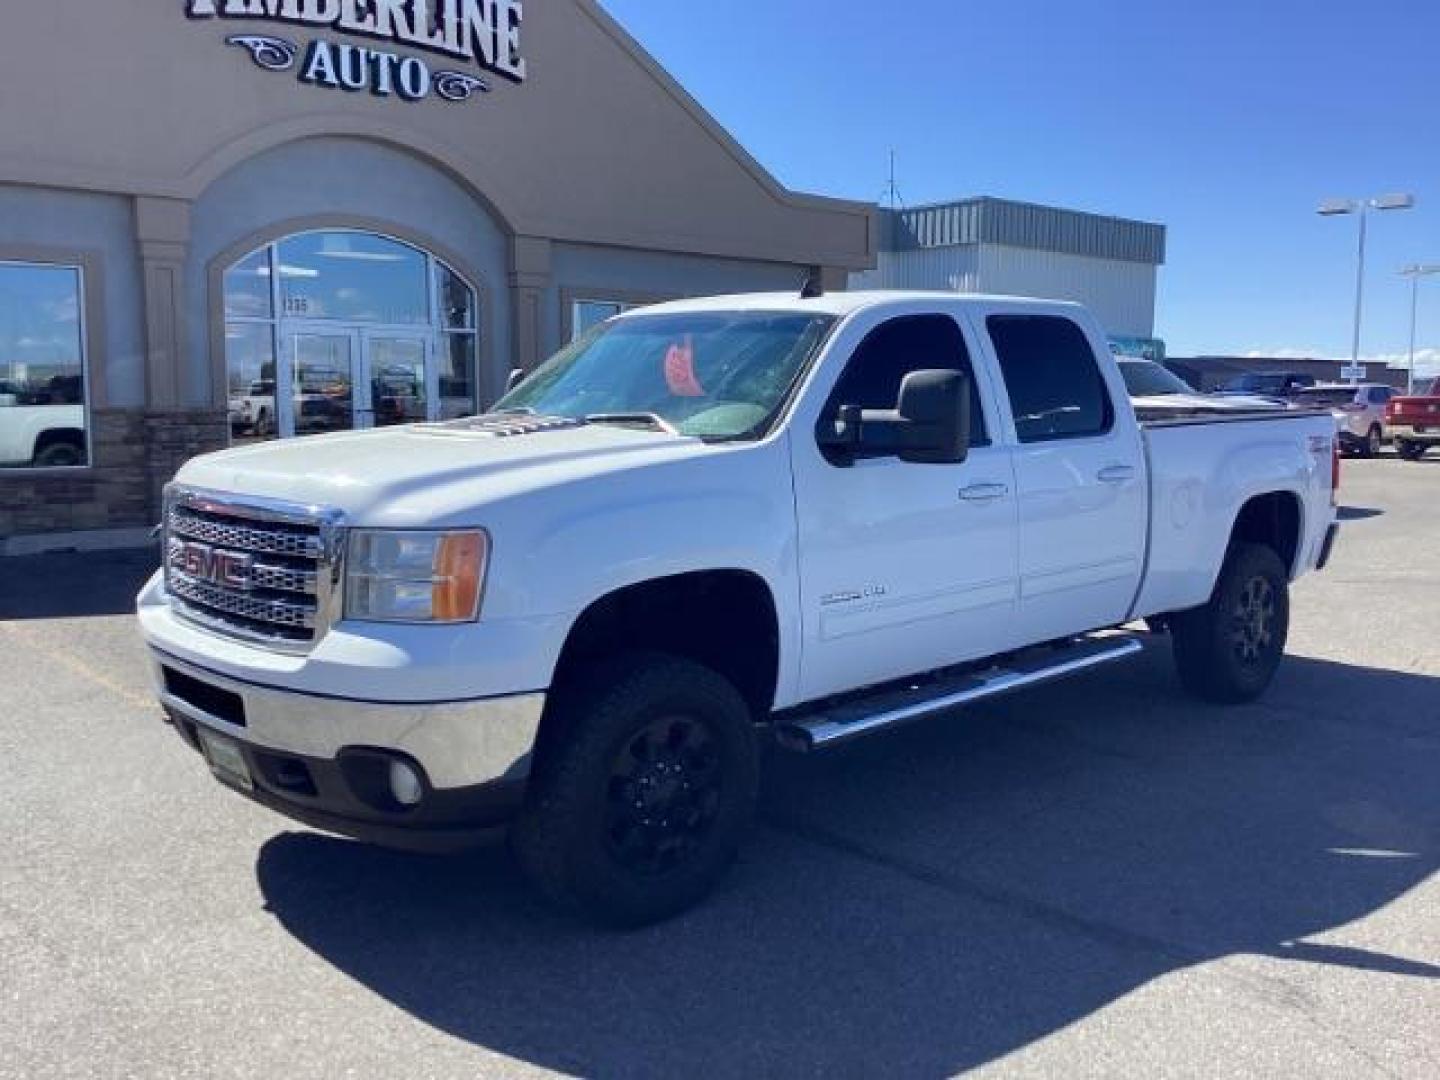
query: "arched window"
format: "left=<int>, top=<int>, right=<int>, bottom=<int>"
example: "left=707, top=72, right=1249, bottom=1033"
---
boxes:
left=222, top=230, right=479, bottom=443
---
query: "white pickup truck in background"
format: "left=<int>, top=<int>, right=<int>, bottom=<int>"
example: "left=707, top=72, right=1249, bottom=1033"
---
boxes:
left=138, top=291, right=1340, bottom=925
left=0, top=381, right=86, bottom=468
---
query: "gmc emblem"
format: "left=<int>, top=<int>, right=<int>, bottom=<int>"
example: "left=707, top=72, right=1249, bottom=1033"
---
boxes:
left=173, top=541, right=254, bottom=591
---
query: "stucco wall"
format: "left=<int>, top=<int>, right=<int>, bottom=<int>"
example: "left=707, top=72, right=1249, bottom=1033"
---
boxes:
left=544, top=243, right=814, bottom=357
left=0, top=1, right=872, bottom=272
left=188, top=136, right=511, bottom=408
left=0, top=186, right=146, bottom=408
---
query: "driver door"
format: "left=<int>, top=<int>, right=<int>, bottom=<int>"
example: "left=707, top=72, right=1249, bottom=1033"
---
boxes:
left=790, top=312, right=1021, bottom=702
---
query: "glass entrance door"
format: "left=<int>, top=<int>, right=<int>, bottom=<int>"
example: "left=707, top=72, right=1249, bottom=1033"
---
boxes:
left=286, top=331, right=359, bottom=436
left=279, top=328, right=437, bottom=437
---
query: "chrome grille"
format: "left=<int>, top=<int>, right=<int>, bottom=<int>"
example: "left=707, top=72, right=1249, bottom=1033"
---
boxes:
left=168, top=510, right=324, bottom=559
left=164, top=489, right=344, bottom=651
left=168, top=572, right=317, bottom=630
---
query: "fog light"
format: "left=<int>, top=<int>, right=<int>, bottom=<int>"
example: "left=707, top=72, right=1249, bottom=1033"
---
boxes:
left=388, top=760, right=424, bottom=807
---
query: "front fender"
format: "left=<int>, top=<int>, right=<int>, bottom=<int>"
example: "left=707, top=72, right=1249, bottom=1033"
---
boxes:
left=484, top=437, right=802, bottom=703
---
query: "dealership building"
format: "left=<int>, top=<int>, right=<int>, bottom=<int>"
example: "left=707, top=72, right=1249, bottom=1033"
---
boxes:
left=0, top=2, right=1166, bottom=551
left=0, top=0, right=875, bottom=546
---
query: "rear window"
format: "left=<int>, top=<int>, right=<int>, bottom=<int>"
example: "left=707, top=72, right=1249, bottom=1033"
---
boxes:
left=988, top=315, right=1114, bottom=443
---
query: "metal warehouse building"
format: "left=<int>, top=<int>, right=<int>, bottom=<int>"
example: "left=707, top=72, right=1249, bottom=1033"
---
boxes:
left=853, top=198, right=1167, bottom=357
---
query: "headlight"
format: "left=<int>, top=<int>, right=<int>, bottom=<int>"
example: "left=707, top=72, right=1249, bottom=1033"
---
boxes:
left=345, top=530, right=488, bottom=624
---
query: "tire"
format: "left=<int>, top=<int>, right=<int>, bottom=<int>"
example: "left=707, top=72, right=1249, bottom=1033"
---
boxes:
left=31, top=441, right=83, bottom=468
left=254, top=409, right=273, bottom=438
left=1170, top=543, right=1290, bottom=704
left=1362, top=425, right=1382, bottom=458
left=511, top=652, right=760, bottom=928
left=1397, top=440, right=1426, bottom=461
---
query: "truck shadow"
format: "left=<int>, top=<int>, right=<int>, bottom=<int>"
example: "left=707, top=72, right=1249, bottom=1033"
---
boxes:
left=254, top=646, right=1438, bottom=1076
left=1336, top=505, right=1384, bottom=521
left=0, top=549, right=158, bottom=620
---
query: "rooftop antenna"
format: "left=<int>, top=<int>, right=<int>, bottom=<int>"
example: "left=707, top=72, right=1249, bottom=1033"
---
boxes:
left=880, top=149, right=906, bottom=210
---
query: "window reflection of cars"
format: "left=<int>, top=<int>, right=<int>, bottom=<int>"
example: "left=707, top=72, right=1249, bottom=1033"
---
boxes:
left=230, top=379, right=277, bottom=437
left=290, top=369, right=351, bottom=434
left=373, top=364, right=425, bottom=425
left=0, top=377, right=87, bottom=467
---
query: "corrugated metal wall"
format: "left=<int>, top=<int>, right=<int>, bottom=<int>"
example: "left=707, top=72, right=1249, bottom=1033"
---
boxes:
left=850, top=247, right=982, bottom=293
left=886, top=198, right=1166, bottom=265
left=976, top=244, right=1158, bottom=337
left=849, top=243, right=1158, bottom=338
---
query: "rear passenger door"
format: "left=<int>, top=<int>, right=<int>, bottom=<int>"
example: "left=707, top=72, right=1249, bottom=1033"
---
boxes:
left=978, top=312, right=1147, bottom=643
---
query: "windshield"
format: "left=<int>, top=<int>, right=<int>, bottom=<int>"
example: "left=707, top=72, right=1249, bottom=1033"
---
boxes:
left=496, top=311, right=835, bottom=439
left=1297, top=387, right=1360, bottom=408
left=1118, top=360, right=1194, bottom=397
left=1417, top=378, right=1439, bottom=397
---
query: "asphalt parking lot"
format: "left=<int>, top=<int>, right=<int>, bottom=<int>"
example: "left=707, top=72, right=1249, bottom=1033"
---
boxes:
left=1, top=456, right=1437, bottom=1079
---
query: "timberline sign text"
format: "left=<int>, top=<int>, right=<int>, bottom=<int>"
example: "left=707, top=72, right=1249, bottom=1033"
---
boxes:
left=187, top=0, right=526, bottom=104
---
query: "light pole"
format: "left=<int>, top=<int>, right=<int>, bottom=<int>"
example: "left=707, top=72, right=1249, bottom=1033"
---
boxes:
left=1318, top=193, right=1416, bottom=383
left=1400, top=264, right=1440, bottom=395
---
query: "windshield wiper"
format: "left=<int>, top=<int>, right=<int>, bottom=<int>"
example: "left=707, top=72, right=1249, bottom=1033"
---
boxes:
left=584, top=412, right=680, bottom=435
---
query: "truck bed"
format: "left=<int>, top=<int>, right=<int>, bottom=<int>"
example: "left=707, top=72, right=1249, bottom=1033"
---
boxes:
left=1132, top=407, right=1336, bottom=620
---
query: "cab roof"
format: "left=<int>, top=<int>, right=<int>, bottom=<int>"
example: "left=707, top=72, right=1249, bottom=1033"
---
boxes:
left=626, top=290, right=1088, bottom=320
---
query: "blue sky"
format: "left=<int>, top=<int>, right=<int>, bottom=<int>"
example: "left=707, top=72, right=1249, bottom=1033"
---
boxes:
left=602, top=0, right=1440, bottom=370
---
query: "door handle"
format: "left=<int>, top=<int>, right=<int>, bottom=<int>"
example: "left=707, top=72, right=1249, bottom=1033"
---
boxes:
left=1098, top=465, right=1137, bottom=485
left=960, top=483, right=1010, bottom=503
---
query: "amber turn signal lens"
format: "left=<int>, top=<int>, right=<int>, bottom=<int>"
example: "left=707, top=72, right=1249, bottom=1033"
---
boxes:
left=433, top=531, right=487, bottom=622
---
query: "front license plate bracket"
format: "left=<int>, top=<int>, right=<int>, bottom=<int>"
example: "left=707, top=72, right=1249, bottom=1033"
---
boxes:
left=197, top=728, right=254, bottom=792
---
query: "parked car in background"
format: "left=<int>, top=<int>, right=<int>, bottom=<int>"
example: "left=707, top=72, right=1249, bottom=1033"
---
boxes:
left=1117, top=359, right=1285, bottom=419
left=1216, top=371, right=1318, bottom=403
left=1387, top=377, right=1440, bottom=460
left=1294, top=383, right=1395, bottom=458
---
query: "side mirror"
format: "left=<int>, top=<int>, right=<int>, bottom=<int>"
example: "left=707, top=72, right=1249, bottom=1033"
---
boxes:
left=821, top=369, right=971, bottom=465
left=504, top=368, right=526, bottom=395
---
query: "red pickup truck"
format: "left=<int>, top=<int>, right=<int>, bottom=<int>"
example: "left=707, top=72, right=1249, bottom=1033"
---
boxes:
left=1387, top=378, right=1440, bottom=460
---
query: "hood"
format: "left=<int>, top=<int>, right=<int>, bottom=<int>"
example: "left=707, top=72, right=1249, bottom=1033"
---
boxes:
left=174, top=416, right=710, bottom=525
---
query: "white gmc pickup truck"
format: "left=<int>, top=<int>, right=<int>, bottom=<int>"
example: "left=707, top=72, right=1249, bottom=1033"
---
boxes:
left=138, top=291, right=1341, bottom=925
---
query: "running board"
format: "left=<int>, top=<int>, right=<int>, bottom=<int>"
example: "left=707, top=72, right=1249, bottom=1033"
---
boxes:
left=775, top=634, right=1144, bottom=752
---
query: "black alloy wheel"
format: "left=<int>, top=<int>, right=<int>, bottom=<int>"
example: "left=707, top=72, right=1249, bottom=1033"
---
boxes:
left=603, top=714, right=723, bottom=877
left=1230, top=574, right=1277, bottom=667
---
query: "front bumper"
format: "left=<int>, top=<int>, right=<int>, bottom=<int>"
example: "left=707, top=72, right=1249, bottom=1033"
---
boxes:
left=149, top=648, right=544, bottom=851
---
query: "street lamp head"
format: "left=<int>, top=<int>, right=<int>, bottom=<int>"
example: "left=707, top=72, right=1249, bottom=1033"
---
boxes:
left=1317, top=198, right=1358, bottom=216
left=1371, top=193, right=1416, bottom=212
